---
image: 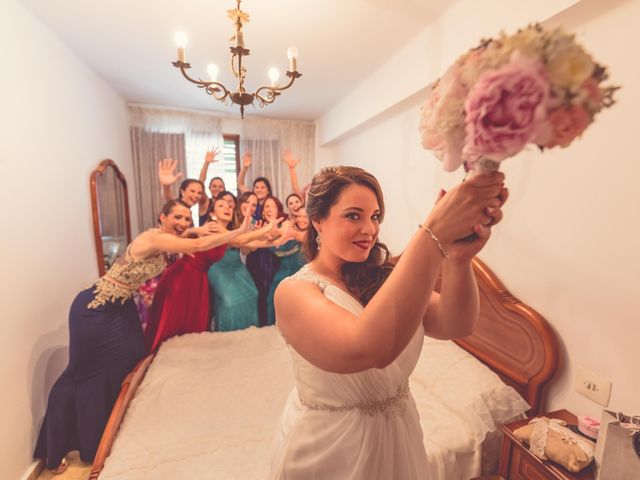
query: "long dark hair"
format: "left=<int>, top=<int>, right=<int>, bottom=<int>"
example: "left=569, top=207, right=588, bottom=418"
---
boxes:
left=305, top=166, right=396, bottom=305
left=233, top=191, right=258, bottom=229
left=262, top=195, right=286, bottom=222
left=253, top=177, right=273, bottom=197
left=285, top=192, right=304, bottom=209
left=211, top=191, right=237, bottom=228
left=209, top=176, right=225, bottom=190
left=178, top=179, right=205, bottom=199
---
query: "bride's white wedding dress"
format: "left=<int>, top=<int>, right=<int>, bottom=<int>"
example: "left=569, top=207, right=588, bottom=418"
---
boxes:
left=269, top=265, right=429, bottom=479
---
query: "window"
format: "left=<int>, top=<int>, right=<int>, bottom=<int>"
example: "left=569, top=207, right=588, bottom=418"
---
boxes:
left=185, top=134, right=240, bottom=196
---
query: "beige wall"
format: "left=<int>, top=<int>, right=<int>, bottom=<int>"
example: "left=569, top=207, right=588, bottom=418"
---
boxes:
left=0, top=1, right=133, bottom=478
left=317, top=0, right=640, bottom=417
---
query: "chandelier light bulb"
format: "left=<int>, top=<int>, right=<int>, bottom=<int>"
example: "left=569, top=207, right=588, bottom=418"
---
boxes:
left=268, top=67, right=280, bottom=86
left=174, top=31, right=188, bottom=47
left=287, top=47, right=298, bottom=71
left=207, top=63, right=219, bottom=82
left=174, top=31, right=188, bottom=62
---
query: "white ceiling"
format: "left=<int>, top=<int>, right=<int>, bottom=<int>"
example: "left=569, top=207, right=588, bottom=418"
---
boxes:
left=20, top=0, right=457, bottom=121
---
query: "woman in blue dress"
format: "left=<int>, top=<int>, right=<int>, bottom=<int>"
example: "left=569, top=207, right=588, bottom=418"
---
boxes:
left=34, top=200, right=249, bottom=474
left=266, top=206, right=308, bottom=325
left=208, top=192, right=260, bottom=331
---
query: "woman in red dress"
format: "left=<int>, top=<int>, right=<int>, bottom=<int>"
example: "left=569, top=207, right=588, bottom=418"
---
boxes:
left=144, top=197, right=279, bottom=352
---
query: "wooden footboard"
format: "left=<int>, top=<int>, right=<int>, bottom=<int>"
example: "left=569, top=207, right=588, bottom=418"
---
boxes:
left=89, top=354, right=155, bottom=479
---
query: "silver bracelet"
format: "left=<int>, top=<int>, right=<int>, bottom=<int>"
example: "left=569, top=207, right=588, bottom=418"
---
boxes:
left=418, top=224, right=448, bottom=258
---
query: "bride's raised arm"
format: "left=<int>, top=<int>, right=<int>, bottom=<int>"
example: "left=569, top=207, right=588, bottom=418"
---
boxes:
left=276, top=169, right=505, bottom=374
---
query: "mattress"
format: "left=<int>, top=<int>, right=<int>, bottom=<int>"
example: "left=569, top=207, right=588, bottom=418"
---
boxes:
left=99, top=326, right=528, bottom=479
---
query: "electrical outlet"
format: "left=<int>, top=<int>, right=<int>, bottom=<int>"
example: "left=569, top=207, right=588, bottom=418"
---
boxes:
left=575, top=365, right=612, bottom=406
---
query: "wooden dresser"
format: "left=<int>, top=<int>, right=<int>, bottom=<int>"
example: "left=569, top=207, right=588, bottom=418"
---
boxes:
left=499, top=409, right=595, bottom=480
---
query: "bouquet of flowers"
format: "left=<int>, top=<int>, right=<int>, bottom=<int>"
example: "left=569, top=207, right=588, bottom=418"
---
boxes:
left=419, top=24, right=618, bottom=174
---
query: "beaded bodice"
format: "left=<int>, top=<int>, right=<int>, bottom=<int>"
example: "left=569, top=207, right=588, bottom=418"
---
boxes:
left=88, top=247, right=166, bottom=309
left=283, top=263, right=329, bottom=290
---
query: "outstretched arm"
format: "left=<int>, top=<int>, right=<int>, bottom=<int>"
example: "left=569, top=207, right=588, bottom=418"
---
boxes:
left=132, top=214, right=252, bottom=257
left=227, top=217, right=283, bottom=247
left=158, top=158, right=183, bottom=201
left=283, top=149, right=303, bottom=198
left=237, top=152, right=252, bottom=194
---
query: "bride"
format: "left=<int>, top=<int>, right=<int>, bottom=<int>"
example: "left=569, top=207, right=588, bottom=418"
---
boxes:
left=270, top=166, right=507, bottom=479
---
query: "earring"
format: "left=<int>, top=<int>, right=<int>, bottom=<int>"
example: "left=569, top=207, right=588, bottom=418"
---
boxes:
left=316, top=233, right=322, bottom=249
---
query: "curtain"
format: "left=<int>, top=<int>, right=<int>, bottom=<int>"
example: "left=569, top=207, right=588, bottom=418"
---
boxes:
left=128, top=105, right=224, bottom=230
left=130, top=128, right=186, bottom=231
left=128, top=104, right=314, bottom=213
left=240, top=118, right=315, bottom=201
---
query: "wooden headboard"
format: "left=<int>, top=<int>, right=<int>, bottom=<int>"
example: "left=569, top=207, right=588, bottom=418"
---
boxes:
left=455, top=257, right=560, bottom=416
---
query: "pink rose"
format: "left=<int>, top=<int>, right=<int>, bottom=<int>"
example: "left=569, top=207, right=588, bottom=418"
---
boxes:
left=543, top=105, right=592, bottom=149
left=462, top=53, right=549, bottom=166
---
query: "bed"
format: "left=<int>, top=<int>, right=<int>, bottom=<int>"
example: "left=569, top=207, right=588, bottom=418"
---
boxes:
left=89, top=257, right=560, bottom=479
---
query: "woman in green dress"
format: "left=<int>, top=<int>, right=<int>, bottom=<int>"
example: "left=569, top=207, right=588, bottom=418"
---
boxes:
left=208, top=192, right=266, bottom=331
left=266, top=206, right=308, bottom=325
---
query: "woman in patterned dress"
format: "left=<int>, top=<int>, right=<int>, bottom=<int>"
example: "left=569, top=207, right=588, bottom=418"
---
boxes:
left=34, top=200, right=250, bottom=474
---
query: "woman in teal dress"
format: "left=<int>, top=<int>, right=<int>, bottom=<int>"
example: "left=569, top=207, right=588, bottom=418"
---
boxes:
left=266, top=206, right=309, bottom=325
left=208, top=192, right=262, bottom=331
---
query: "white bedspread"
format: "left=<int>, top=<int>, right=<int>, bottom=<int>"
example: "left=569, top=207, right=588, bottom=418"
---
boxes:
left=100, top=326, right=528, bottom=480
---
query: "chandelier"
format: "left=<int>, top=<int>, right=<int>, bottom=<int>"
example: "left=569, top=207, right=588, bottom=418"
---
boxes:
left=172, top=0, right=301, bottom=118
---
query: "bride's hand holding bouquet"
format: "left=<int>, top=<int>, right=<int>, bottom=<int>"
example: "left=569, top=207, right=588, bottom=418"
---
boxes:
left=424, top=171, right=507, bottom=258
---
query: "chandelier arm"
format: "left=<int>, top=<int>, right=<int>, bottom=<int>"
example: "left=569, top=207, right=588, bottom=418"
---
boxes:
left=203, top=82, right=232, bottom=102
left=173, top=63, right=232, bottom=102
left=254, top=71, right=299, bottom=104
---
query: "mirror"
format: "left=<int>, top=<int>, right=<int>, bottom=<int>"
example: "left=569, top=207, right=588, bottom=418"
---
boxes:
left=90, top=159, right=132, bottom=276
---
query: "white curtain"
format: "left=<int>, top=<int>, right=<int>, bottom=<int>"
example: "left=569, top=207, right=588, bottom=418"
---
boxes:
left=240, top=118, right=315, bottom=201
left=130, top=128, right=186, bottom=231
left=128, top=105, right=224, bottom=140
left=129, top=104, right=315, bottom=206
left=128, top=105, right=224, bottom=229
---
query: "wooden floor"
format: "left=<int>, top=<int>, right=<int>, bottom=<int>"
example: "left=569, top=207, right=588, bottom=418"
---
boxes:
left=37, top=451, right=92, bottom=480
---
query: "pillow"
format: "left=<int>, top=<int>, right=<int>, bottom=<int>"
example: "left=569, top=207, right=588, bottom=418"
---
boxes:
left=411, top=336, right=530, bottom=452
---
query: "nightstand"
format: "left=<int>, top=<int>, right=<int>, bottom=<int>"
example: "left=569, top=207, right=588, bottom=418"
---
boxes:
left=499, top=409, right=595, bottom=480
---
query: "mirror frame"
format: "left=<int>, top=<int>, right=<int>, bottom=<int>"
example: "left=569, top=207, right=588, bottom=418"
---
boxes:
left=90, top=159, right=132, bottom=276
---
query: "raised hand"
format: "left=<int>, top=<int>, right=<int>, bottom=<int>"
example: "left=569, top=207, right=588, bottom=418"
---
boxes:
left=282, top=149, right=300, bottom=168
left=204, top=147, right=220, bottom=164
left=436, top=179, right=508, bottom=261
left=158, top=158, right=183, bottom=186
left=242, top=152, right=252, bottom=169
